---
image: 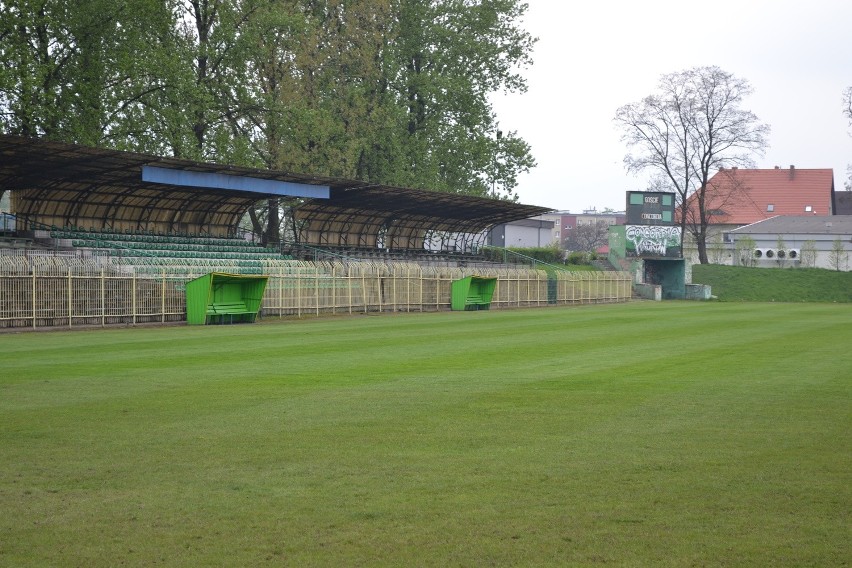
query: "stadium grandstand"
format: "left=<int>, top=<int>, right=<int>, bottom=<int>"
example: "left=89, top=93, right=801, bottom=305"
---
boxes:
left=0, top=135, right=632, bottom=329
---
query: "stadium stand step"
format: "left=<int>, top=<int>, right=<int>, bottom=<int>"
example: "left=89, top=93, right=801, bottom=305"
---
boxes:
left=58, top=227, right=289, bottom=269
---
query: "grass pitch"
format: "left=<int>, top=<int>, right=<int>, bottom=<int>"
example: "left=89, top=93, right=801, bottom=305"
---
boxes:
left=1, top=302, right=850, bottom=566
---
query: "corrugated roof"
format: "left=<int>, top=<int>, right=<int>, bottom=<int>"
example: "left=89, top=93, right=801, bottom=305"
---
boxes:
left=687, top=166, right=835, bottom=226
left=0, top=135, right=551, bottom=244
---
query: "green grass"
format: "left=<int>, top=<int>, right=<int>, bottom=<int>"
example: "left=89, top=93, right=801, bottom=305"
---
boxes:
left=693, top=264, right=852, bottom=302
left=560, top=263, right=598, bottom=272
left=1, top=303, right=850, bottom=566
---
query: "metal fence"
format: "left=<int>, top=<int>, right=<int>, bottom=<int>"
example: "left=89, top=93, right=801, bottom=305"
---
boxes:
left=0, top=256, right=633, bottom=329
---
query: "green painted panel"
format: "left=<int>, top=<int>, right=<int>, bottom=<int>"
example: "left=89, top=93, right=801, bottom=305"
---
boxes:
left=451, top=276, right=497, bottom=311
left=186, top=272, right=269, bottom=325
left=626, top=191, right=676, bottom=225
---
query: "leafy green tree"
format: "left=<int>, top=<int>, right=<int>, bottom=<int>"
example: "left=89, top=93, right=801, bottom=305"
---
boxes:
left=171, top=0, right=285, bottom=161
left=235, top=0, right=399, bottom=241
left=238, top=0, right=537, bottom=241
left=0, top=0, right=171, bottom=145
left=0, top=0, right=195, bottom=160
left=235, top=0, right=394, bottom=174
left=388, top=0, right=536, bottom=198
left=2, top=0, right=538, bottom=239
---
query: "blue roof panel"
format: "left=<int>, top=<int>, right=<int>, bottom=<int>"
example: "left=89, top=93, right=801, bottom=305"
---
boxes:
left=142, top=165, right=330, bottom=199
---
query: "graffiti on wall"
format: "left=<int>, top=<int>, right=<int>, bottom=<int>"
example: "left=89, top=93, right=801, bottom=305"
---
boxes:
left=625, top=225, right=682, bottom=257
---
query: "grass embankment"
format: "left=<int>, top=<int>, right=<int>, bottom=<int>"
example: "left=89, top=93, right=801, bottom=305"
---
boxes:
left=559, top=263, right=597, bottom=271
left=1, top=303, right=850, bottom=566
left=692, top=264, right=852, bottom=302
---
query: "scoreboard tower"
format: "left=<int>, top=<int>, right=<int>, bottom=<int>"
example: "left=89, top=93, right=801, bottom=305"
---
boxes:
left=624, top=191, right=681, bottom=258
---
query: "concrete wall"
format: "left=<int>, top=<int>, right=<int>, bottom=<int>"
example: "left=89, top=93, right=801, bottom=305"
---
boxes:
left=684, top=227, right=852, bottom=271
left=736, top=234, right=850, bottom=271
left=685, top=284, right=712, bottom=300
left=633, top=283, right=661, bottom=301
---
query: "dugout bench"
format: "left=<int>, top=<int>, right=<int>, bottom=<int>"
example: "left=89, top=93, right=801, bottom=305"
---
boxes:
left=450, top=276, right=497, bottom=311
left=185, top=272, right=268, bottom=325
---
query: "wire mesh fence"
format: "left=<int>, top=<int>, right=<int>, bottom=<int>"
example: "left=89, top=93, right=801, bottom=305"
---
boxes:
left=0, top=256, right=633, bottom=329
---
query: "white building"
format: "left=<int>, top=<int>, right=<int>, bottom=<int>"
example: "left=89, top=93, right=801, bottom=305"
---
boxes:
left=727, top=216, right=852, bottom=270
left=487, top=218, right=555, bottom=248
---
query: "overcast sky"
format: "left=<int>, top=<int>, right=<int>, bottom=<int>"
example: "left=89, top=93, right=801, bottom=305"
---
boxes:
left=491, top=0, right=852, bottom=213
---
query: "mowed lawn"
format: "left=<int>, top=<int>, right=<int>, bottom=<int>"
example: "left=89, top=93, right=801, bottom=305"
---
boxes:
left=0, top=302, right=849, bottom=566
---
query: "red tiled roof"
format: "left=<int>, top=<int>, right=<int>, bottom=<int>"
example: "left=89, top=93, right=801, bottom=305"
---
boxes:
left=684, top=167, right=835, bottom=226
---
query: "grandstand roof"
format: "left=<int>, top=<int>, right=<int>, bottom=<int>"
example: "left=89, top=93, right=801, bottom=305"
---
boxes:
left=0, top=135, right=550, bottom=243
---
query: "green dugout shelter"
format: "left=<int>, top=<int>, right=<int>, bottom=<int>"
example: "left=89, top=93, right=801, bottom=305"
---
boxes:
left=451, top=275, right=497, bottom=311
left=186, top=272, right=269, bottom=325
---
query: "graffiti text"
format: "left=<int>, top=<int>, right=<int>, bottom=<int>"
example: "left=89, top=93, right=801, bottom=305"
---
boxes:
left=625, top=225, right=682, bottom=256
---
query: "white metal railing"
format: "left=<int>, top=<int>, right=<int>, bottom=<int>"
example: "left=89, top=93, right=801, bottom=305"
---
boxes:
left=0, top=256, right=632, bottom=329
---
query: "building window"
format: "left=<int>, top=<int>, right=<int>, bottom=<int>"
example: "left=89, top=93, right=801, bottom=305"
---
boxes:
left=767, top=204, right=774, bottom=212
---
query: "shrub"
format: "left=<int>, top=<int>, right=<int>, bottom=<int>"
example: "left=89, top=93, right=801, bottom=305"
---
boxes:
left=566, top=251, right=592, bottom=265
left=504, top=244, right=564, bottom=265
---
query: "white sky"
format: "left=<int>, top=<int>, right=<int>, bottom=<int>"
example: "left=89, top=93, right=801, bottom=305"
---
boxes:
left=492, top=0, right=852, bottom=213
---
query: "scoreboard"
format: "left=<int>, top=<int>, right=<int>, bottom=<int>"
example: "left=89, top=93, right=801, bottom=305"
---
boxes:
left=624, top=191, right=681, bottom=258
left=626, top=191, right=675, bottom=225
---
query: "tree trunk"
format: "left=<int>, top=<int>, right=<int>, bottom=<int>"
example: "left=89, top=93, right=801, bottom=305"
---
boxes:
left=248, top=206, right=264, bottom=237
left=697, top=233, right=709, bottom=264
left=265, top=198, right=280, bottom=246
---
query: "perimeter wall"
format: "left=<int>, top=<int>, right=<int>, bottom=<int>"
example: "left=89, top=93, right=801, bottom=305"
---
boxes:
left=0, top=255, right=632, bottom=330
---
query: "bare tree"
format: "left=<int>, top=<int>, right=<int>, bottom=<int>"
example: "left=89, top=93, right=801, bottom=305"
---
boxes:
left=615, top=66, right=770, bottom=264
left=800, top=240, right=818, bottom=268
left=843, top=86, right=852, bottom=190
left=706, top=232, right=727, bottom=264
left=568, top=221, right=609, bottom=254
left=828, top=238, right=849, bottom=271
left=734, top=236, right=756, bottom=267
left=775, top=235, right=788, bottom=268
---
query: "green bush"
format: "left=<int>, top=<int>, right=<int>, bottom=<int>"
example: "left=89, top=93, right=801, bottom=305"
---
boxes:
left=566, top=251, right=592, bottom=265
left=480, top=245, right=599, bottom=270
left=505, top=244, right=564, bottom=265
